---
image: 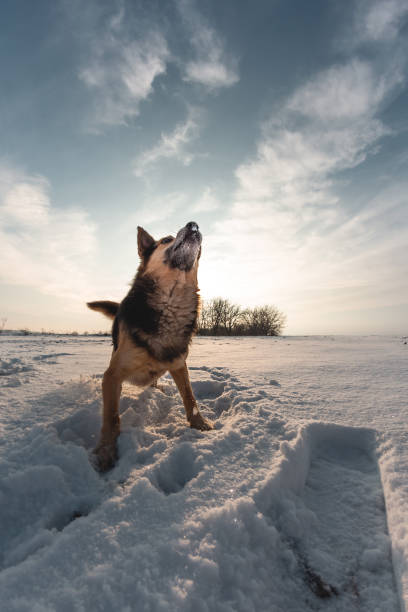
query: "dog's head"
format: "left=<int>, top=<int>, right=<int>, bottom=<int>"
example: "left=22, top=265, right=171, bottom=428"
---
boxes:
left=137, top=221, right=202, bottom=281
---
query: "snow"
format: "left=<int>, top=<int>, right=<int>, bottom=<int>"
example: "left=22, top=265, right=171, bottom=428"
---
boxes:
left=0, top=334, right=407, bottom=611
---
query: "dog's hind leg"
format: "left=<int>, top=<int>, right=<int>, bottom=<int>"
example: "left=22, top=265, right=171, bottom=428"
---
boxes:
left=169, top=362, right=213, bottom=431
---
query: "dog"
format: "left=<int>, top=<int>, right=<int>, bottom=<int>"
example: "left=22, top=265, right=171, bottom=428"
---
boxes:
left=87, top=221, right=213, bottom=471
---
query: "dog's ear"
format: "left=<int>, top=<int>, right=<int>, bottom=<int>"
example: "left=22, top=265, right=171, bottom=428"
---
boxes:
left=137, top=226, right=155, bottom=258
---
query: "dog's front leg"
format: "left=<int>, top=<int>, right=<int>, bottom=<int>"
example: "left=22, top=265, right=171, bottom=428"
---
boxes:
left=169, top=362, right=213, bottom=431
left=93, top=367, right=122, bottom=471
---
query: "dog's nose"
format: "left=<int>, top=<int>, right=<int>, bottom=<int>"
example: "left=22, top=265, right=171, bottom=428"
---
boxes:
left=186, top=221, right=199, bottom=232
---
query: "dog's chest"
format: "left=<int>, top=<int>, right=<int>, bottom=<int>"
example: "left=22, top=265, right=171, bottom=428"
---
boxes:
left=156, top=286, right=197, bottom=337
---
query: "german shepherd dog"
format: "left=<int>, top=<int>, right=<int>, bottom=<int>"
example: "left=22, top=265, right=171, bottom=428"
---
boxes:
left=87, top=221, right=213, bottom=471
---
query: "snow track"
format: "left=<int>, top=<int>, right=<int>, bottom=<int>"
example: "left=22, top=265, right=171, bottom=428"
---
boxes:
left=0, top=335, right=406, bottom=611
left=255, top=424, right=399, bottom=610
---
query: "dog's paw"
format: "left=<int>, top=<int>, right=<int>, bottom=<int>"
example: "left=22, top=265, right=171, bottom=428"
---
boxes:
left=189, top=412, right=214, bottom=431
left=92, top=441, right=118, bottom=473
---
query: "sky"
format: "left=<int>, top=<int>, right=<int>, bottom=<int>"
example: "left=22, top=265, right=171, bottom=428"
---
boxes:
left=0, top=0, right=407, bottom=334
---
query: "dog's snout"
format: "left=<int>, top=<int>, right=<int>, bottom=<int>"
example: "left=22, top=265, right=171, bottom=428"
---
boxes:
left=186, top=221, right=199, bottom=233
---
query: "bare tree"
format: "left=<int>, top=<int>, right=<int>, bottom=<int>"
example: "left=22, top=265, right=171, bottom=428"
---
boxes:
left=222, top=301, right=242, bottom=335
left=242, top=305, right=286, bottom=336
left=210, top=298, right=227, bottom=335
left=0, top=318, right=7, bottom=334
left=197, top=300, right=286, bottom=336
left=197, top=301, right=211, bottom=336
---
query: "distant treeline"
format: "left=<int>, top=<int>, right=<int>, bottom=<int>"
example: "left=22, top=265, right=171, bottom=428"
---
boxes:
left=197, top=298, right=286, bottom=336
left=0, top=328, right=110, bottom=337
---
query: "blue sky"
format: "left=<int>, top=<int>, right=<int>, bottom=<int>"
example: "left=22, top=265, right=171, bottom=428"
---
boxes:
left=1, top=0, right=407, bottom=334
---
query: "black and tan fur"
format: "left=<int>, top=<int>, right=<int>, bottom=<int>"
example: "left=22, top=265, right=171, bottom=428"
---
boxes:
left=87, top=222, right=213, bottom=471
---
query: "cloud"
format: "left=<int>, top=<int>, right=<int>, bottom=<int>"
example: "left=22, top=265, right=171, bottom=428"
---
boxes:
left=234, top=62, right=393, bottom=211
left=287, top=59, right=402, bottom=122
left=191, top=187, right=220, bottom=213
left=355, top=0, right=408, bottom=42
left=177, top=0, right=239, bottom=90
left=199, top=39, right=408, bottom=331
left=336, top=0, right=408, bottom=53
left=76, top=0, right=239, bottom=132
left=0, top=165, right=98, bottom=301
left=1, top=178, right=50, bottom=227
left=133, top=107, right=201, bottom=176
left=126, top=192, right=189, bottom=228
left=79, top=7, right=169, bottom=129
left=78, top=0, right=238, bottom=131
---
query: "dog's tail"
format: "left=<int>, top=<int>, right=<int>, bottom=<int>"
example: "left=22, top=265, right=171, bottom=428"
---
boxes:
left=87, top=300, right=119, bottom=320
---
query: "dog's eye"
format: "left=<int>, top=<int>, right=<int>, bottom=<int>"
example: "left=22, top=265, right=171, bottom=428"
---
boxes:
left=161, top=236, right=173, bottom=244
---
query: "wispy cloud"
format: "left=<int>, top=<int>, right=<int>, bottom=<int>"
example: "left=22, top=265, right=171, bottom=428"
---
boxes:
left=236, top=58, right=402, bottom=207
left=233, top=63, right=393, bottom=212
left=126, top=192, right=188, bottom=228
left=78, top=0, right=238, bottom=130
left=133, top=107, right=201, bottom=176
left=177, top=0, right=239, bottom=90
left=287, top=59, right=402, bottom=122
left=0, top=165, right=97, bottom=301
left=354, top=0, right=408, bottom=42
left=79, top=7, right=169, bottom=130
left=191, top=187, right=220, bottom=213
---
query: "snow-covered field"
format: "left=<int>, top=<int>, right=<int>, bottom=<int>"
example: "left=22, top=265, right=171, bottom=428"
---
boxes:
left=0, top=334, right=407, bottom=612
